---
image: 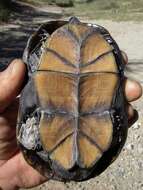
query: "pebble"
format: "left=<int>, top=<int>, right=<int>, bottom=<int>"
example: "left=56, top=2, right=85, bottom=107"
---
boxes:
left=125, top=144, right=134, bottom=151
left=137, top=144, right=143, bottom=154
left=132, top=122, right=141, bottom=130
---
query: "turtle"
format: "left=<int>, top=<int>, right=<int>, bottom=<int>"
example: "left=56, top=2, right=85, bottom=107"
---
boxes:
left=17, top=17, right=128, bottom=182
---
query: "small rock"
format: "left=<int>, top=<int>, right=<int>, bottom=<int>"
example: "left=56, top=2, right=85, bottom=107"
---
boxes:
left=134, top=134, right=140, bottom=140
left=125, top=144, right=134, bottom=151
left=140, top=184, right=143, bottom=187
left=117, top=167, right=125, bottom=177
left=137, top=144, right=143, bottom=154
left=132, top=122, right=141, bottom=129
left=138, top=161, right=143, bottom=170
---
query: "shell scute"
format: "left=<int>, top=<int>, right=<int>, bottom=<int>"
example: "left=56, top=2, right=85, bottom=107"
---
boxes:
left=34, top=72, right=77, bottom=114
left=79, top=74, right=118, bottom=113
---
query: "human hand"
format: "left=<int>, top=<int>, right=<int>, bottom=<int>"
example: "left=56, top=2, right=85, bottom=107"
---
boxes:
left=0, top=56, right=142, bottom=190
left=0, top=60, right=46, bottom=190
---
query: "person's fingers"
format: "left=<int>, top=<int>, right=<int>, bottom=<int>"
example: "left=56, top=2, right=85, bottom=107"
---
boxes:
left=121, top=51, right=128, bottom=64
left=16, top=153, right=47, bottom=188
left=124, top=77, right=142, bottom=102
left=121, top=51, right=141, bottom=125
left=0, top=99, right=19, bottom=139
left=0, top=59, right=26, bottom=113
left=121, top=51, right=142, bottom=101
left=0, top=99, right=19, bottom=159
left=127, top=103, right=138, bottom=127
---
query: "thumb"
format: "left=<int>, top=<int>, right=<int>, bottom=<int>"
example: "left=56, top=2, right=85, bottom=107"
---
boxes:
left=0, top=59, right=26, bottom=113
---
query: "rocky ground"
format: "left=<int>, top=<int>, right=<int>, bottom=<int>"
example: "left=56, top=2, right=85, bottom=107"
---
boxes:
left=0, top=2, right=142, bottom=190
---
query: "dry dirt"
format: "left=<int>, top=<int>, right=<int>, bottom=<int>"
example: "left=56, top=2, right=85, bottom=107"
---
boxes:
left=0, top=2, right=143, bottom=190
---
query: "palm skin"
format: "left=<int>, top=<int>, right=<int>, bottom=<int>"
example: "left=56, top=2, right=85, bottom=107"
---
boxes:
left=0, top=58, right=142, bottom=190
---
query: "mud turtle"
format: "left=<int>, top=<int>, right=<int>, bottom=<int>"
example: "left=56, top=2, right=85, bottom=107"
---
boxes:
left=17, top=17, right=128, bottom=181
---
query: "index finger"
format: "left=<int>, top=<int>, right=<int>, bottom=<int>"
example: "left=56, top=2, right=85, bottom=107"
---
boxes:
left=121, top=51, right=142, bottom=102
left=0, top=59, right=26, bottom=113
left=121, top=51, right=128, bottom=65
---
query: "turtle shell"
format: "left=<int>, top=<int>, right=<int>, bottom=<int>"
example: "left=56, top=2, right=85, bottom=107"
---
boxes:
left=17, top=17, right=128, bottom=181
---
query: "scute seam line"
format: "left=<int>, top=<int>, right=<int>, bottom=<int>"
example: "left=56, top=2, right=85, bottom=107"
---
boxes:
left=81, top=50, right=114, bottom=68
left=79, top=131, right=103, bottom=153
left=48, top=132, right=74, bottom=155
left=36, top=70, right=119, bottom=75
left=44, top=48, right=77, bottom=68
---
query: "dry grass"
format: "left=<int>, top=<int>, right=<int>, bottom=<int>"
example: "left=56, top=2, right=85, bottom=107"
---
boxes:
left=64, top=0, right=143, bottom=21
left=22, top=0, right=143, bottom=21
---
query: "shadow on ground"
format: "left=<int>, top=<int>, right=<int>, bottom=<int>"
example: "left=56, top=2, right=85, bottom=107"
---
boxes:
left=0, top=1, right=63, bottom=70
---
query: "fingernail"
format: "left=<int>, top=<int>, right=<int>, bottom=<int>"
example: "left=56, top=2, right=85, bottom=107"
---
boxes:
left=125, top=79, right=143, bottom=102
left=128, top=109, right=138, bottom=127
